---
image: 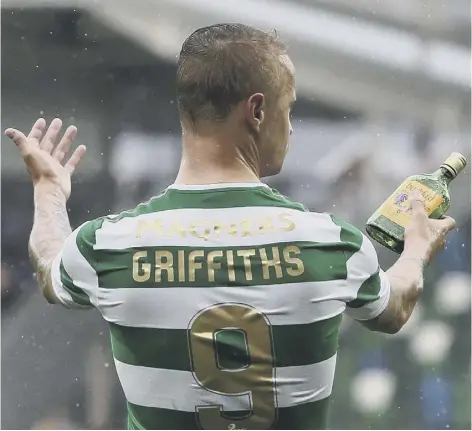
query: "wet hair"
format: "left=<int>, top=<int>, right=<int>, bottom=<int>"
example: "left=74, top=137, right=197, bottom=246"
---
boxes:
left=176, top=23, right=287, bottom=128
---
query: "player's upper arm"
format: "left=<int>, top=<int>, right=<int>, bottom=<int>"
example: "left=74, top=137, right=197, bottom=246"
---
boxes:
left=331, top=216, right=391, bottom=322
left=50, top=218, right=104, bottom=309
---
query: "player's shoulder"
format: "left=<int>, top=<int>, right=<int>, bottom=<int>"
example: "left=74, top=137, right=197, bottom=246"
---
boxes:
left=263, top=187, right=310, bottom=212
left=73, top=191, right=170, bottom=244
left=266, top=188, right=370, bottom=247
left=104, top=190, right=170, bottom=223
left=329, top=214, right=378, bottom=262
left=329, top=214, right=363, bottom=247
left=73, top=217, right=106, bottom=251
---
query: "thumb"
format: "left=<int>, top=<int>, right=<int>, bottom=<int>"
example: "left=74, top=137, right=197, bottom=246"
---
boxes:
left=5, top=128, right=30, bottom=157
left=410, top=190, right=426, bottom=217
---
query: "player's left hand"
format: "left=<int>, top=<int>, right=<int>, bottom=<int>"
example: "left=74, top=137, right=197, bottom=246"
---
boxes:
left=5, top=118, right=86, bottom=200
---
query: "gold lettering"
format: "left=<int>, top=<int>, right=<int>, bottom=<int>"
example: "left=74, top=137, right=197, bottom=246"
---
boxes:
left=284, top=246, right=304, bottom=276
left=136, top=219, right=163, bottom=238
left=214, top=222, right=238, bottom=237
left=259, top=247, right=283, bottom=279
left=226, top=250, right=236, bottom=281
left=132, top=251, right=151, bottom=282
left=166, top=220, right=186, bottom=237
left=279, top=213, right=296, bottom=232
left=178, top=250, right=186, bottom=282
left=241, top=219, right=254, bottom=237
left=228, top=222, right=238, bottom=236
left=224, top=221, right=239, bottom=237
left=189, top=250, right=204, bottom=282
left=155, top=251, right=174, bottom=282
left=213, top=222, right=223, bottom=238
left=189, top=220, right=212, bottom=240
left=237, top=249, right=256, bottom=281
left=207, top=250, right=223, bottom=282
left=258, top=216, right=276, bottom=235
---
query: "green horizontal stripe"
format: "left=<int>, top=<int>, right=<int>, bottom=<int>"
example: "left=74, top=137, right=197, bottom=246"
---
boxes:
left=332, top=215, right=382, bottom=309
left=109, top=314, right=341, bottom=370
left=75, top=218, right=104, bottom=271
left=127, top=396, right=331, bottom=430
left=59, top=261, right=92, bottom=306
left=347, top=271, right=382, bottom=308
left=110, top=187, right=307, bottom=224
left=96, top=242, right=347, bottom=288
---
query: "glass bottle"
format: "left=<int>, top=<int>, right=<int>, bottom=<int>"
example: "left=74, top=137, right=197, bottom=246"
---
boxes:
left=366, top=152, right=467, bottom=253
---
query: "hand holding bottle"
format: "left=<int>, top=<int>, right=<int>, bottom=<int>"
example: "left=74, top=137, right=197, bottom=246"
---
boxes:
left=370, top=191, right=457, bottom=334
left=403, top=191, right=456, bottom=264
left=366, top=152, right=466, bottom=253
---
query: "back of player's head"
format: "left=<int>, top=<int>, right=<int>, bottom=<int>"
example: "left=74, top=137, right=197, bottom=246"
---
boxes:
left=176, top=23, right=287, bottom=130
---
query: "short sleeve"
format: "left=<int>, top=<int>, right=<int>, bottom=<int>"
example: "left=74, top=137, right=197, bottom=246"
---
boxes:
left=50, top=219, right=103, bottom=309
left=331, top=215, right=391, bottom=321
left=344, top=234, right=391, bottom=321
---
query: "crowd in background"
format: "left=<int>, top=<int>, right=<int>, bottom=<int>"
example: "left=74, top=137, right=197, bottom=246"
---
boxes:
left=1, top=3, right=471, bottom=430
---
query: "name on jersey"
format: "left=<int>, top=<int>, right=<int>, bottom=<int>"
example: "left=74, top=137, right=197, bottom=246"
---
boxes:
left=132, top=246, right=305, bottom=283
left=135, top=212, right=296, bottom=240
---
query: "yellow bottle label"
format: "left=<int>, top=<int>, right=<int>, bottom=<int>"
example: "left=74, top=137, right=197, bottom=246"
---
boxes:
left=377, top=180, right=443, bottom=227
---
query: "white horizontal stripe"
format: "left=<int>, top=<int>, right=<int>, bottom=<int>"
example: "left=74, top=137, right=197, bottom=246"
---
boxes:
left=345, top=233, right=379, bottom=291
left=50, top=224, right=99, bottom=309
left=346, top=270, right=391, bottom=321
left=344, top=234, right=391, bottom=321
left=98, top=281, right=351, bottom=329
left=115, top=354, right=336, bottom=411
left=94, top=206, right=341, bottom=250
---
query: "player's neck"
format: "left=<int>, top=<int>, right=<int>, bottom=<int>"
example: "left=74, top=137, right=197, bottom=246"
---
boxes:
left=175, top=132, right=261, bottom=186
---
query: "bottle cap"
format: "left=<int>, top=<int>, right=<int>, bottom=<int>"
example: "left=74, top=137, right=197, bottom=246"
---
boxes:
left=441, top=152, right=467, bottom=178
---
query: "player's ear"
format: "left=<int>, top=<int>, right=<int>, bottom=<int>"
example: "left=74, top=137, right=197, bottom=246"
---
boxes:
left=246, top=93, right=265, bottom=132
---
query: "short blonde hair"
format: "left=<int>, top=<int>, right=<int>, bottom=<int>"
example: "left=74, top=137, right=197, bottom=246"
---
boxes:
left=176, top=23, right=287, bottom=128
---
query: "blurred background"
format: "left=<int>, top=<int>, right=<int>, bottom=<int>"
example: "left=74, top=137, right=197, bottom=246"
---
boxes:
left=1, top=0, right=470, bottom=429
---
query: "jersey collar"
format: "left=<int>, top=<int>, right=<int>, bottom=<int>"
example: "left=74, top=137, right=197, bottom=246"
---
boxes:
left=167, top=182, right=269, bottom=191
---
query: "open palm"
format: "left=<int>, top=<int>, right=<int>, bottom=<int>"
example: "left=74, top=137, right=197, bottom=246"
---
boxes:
left=4, top=118, right=86, bottom=199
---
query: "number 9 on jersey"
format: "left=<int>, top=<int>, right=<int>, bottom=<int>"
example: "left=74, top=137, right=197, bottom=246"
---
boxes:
left=188, top=303, right=278, bottom=430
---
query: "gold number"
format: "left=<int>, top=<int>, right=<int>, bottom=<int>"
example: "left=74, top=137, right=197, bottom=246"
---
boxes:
left=188, top=303, right=277, bottom=430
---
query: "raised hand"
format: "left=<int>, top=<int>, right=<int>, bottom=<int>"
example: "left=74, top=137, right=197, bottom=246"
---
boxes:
left=4, top=118, right=86, bottom=200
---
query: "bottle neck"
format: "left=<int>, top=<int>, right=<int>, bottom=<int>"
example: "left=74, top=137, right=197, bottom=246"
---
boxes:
left=436, top=166, right=455, bottom=185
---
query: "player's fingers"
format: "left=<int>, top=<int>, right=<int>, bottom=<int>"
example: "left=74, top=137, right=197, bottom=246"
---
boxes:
left=437, top=237, right=447, bottom=251
left=432, top=216, right=456, bottom=234
left=64, top=145, right=87, bottom=174
left=410, top=190, right=426, bottom=219
left=26, top=118, right=47, bottom=145
left=40, top=118, right=63, bottom=154
left=52, top=125, right=77, bottom=162
left=4, top=128, right=32, bottom=157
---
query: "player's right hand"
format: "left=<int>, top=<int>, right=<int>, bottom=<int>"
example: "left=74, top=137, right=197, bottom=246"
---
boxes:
left=404, top=190, right=456, bottom=264
left=4, top=118, right=86, bottom=200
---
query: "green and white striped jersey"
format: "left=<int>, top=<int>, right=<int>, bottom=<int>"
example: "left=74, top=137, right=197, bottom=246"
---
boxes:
left=50, top=183, right=390, bottom=430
